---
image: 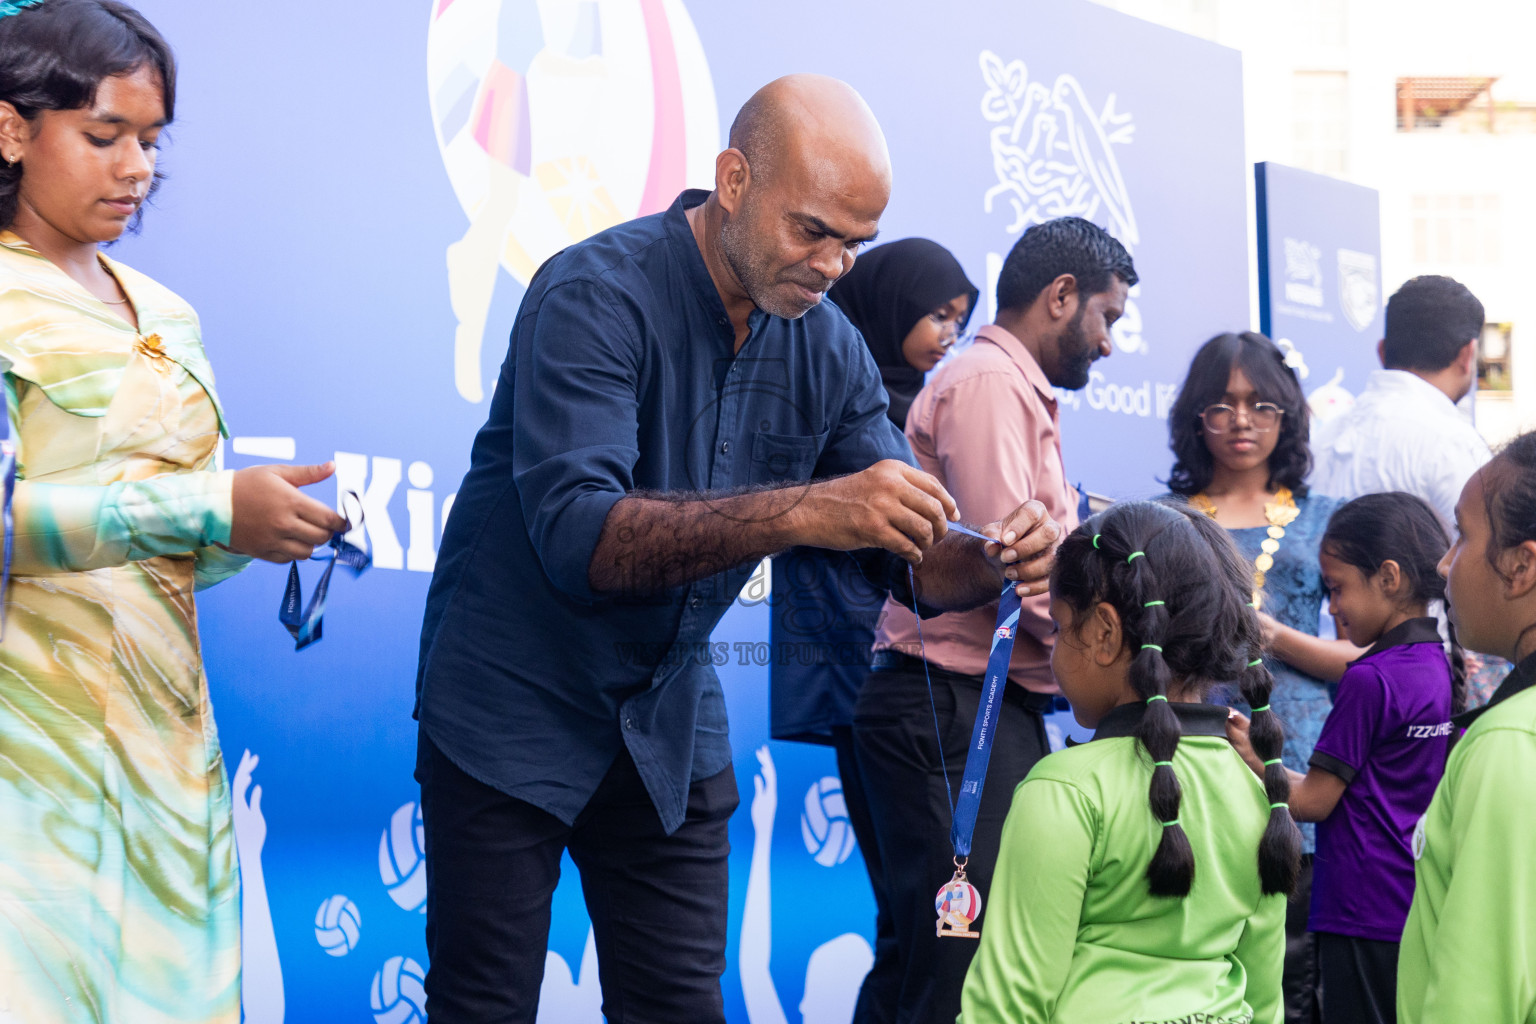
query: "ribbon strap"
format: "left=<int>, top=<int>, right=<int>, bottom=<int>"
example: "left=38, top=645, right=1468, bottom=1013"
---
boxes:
left=948, top=582, right=1024, bottom=859
left=279, top=491, right=370, bottom=650
left=0, top=385, right=13, bottom=639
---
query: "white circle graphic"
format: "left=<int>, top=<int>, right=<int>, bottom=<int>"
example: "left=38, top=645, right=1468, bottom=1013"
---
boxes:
left=800, top=776, right=857, bottom=867
left=379, top=801, right=428, bottom=913
left=314, top=894, right=362, bottom=956
left=426, top=0, right=720, bottom=286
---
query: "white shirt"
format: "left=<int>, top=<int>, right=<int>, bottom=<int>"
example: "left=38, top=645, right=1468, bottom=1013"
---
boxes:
left=1310, top=369, right=1491, bottom=530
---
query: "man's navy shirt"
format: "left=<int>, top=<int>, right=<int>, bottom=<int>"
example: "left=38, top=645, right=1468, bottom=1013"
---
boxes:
left=416, top=190, right=913, bottom=833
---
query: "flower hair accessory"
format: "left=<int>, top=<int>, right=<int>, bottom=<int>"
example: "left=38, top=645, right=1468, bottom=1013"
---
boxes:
left=0, top=0, right=42, bottom=17
left=1274, top=337, right=1310, bottom=380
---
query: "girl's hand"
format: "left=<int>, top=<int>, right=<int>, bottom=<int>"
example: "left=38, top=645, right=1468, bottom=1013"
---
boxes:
left=1257, top=612, right=1282, bottom=650
left=1225, top=709, right=1264, bottom=776
left=229, top=462, right=349, bottom=563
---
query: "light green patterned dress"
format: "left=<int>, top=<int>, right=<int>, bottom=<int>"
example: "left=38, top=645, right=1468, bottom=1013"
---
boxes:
left=0, top=231, right=249, bottom=1023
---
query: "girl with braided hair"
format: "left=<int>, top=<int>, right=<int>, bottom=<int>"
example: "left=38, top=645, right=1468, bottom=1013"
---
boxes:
left=1399, top=429, right=1536, bottom=1024
left=1229, top=492, right=1462, bottom=1024
left=961, top=500, right=1300, bottom=1024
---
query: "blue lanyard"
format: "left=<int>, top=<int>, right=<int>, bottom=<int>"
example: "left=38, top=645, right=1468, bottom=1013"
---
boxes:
left=950, top=583, right=1022, bottom=857
left=280, top=492, right=369, bottom=650
left=909, top=567, right=1023, bottom=859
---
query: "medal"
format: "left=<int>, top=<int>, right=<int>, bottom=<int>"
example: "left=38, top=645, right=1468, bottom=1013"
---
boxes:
left=935, top=860, right=983, bottom=938
left=908, top=566, right=1022, bottom=941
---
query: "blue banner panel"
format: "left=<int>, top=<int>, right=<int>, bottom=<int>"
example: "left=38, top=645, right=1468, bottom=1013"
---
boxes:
left=104, top=1, right=1250, bottom=1020
left=1255, top=161, right=1386, bottom=423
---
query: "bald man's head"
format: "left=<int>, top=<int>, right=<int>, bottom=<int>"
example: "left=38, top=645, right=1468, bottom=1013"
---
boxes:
left=712, top=75, right=893, bottom=319
left=728, top=74, right=891, bottom=188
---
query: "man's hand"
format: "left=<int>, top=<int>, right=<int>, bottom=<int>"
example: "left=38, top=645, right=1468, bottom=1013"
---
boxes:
left=229, top=463, right=350, bottom=563
left=980, top=500, right=1062, bottom=598
left=790, top=460, right=959, bottom=563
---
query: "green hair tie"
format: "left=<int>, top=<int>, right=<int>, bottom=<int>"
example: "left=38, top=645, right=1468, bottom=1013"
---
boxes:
left=1127, top=551, right=1146, bottom=563
left=1092, top=533, right=1102, bottom=549
left=1263, top=758, right=1283, bottom=766
left=1144, top=600, right=1166, bottom=607
left=1141, top=644, right=1164, bottom=653
left=1251, top=704, right=1270, bottom=713
left=1270, top=802, right=1288, bottom=810
left=1153, top=760, right=1173, bottom=767
left=1161, top=819, right=1181, bottom=828
left=1248, top=601, right=1258, bottom=608
left=1146, top=695, right=1168, bottom=704
left=1248, top=658, right=1264, bottom=668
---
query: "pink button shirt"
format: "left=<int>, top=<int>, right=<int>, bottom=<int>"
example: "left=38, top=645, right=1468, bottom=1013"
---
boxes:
left=874, top=325, right=1080, bottom=691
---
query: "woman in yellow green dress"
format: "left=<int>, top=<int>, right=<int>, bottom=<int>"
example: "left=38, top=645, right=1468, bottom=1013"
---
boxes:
left=0, top=2, right=346, bottom=1020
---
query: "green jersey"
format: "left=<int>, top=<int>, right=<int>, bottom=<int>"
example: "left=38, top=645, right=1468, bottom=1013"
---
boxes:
left=1399, top=653, right=1536, bottom=1024
left=961, top=702, right=1285, bottom=1024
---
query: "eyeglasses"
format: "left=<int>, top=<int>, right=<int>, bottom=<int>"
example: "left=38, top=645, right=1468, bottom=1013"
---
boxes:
left=927, top=309, right=968, bottom=348
left=1199, top=402, right=1284, bottom=434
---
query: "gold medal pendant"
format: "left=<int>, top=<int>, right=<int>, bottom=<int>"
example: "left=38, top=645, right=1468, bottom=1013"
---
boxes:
left=935, top=860, right=983, bottom=939
left=1190, top=487, right=1298, bottom=611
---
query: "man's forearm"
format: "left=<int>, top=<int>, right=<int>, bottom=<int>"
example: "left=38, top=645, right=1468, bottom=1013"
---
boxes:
left=588, top=488, right=802, bottom=596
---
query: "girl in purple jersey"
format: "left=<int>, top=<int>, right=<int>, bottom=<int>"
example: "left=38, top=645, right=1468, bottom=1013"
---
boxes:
left=1229, top=492, right=1463, bottom=1024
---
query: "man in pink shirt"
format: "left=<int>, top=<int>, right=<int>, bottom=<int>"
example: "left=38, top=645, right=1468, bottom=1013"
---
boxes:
left=850, top=217, right=1135, bottom=1024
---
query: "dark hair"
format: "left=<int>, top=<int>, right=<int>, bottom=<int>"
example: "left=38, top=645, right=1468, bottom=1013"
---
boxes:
left=995, top=216, right=1137, bottom=314
left=1482, top=430, right=1536, bottom=581
left=1383, top=276, right=1485, bottom=372
left=1052, top=500, right=1301, bottom=898
left=1322, top=493, right=1466, bottom=714
left=1167, top=332, right=1311, bottom=497
left=0, top=0, right=175, bottom=229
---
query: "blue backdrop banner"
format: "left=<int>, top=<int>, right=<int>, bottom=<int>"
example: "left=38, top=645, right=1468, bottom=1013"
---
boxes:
left=109, top=1, right=1251, bottom=1020
left=1255, top=160, right=1386, bottom=424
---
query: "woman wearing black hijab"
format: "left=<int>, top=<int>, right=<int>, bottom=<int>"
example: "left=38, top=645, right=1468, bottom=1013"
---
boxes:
left=825, top=237, right=980, bottom=428
left=768, top=238, right=977, bottom=1020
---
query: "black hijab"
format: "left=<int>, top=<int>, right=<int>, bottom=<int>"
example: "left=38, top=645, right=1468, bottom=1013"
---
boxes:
left=828, top=238, right=980, bottom=428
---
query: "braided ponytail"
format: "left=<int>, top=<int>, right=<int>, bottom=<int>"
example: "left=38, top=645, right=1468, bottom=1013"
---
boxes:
left=1122, top=551, right=1196, bottom=896
left=1238, top=647, right=1302, bottom=895
left=1055, top=500, right=1298, bottom=900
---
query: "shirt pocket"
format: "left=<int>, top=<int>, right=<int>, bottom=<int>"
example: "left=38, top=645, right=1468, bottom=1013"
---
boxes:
left=750, top=430, right=827, bottom=486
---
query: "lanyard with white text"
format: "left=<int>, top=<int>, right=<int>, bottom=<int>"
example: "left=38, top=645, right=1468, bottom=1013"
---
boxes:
left=280, top=491, right=370, bottom=651
left=910, top=567, right=1023, bottom=938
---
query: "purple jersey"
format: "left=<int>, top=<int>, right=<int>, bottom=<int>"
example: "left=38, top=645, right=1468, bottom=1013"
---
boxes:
left=1308, top=617, right=1452, bottom=942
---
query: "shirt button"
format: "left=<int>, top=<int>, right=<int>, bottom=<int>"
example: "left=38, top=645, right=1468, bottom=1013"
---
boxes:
left=717, top=316, right=729, bottom=327
left=624, top=717, right=635, bottom=731
left=689, top=595, right=703, bottom=609
left=719, top=441, right=730, bottom=455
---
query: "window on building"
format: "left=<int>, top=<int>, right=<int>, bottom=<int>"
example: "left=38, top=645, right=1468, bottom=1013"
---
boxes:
left=1479, top=322, right=1513, bottom=392
left=1396, top=77, right=1506, bottom=132
left=1293, top=72, right=1349, bottom=176
left=1411, top=194, right=1502, bottom=265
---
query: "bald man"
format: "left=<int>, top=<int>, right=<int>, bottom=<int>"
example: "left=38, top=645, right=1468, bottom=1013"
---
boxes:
left=413, top=75, right=1059, bottom=1022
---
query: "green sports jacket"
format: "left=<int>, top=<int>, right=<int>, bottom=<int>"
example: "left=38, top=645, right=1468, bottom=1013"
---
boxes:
left=1399, top=653, right=1536, bottom=1024
left=961, top=702, right=1285, bottom=1024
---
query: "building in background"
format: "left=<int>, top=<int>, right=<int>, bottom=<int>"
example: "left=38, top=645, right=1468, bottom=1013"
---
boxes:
left=1090, top=0, right=1535, bottom=445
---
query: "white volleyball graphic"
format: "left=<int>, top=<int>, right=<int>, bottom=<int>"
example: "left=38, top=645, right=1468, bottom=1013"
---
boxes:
left=379, top=802, right=427, bottom=913
left=800, top=776, right=857, bottom=867
left=314, top=894, right=362, bottom=956
left=370, top=955, right=427, bottom=1024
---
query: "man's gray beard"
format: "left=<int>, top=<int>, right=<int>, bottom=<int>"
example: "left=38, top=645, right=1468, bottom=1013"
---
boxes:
left=719, top=214, right=816, bottom=320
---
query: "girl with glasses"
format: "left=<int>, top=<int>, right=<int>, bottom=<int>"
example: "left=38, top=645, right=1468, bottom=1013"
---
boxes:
left=1165, top=331, right=1364, bottom=1024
